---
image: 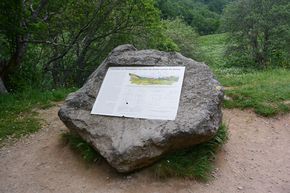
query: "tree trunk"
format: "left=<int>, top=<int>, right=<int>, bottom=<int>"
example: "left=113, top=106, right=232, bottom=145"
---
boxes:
left=0, top=0, right=48, bottom=92
left=0, top=77, right=8, bottom=94
left=0, top=60, right=8, bottom=93
left=1, top=36, right=28, bottom=90
left=75, top=37, right=93, bottom=86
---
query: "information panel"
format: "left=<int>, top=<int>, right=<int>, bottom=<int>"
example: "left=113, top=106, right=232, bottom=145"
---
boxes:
left=91, top=66, right=185, bottom=120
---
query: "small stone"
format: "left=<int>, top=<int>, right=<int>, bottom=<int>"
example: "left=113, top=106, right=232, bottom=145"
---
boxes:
left=237, top=186, right=243, bottom=190
left=224, top=95, right=232, bottom=100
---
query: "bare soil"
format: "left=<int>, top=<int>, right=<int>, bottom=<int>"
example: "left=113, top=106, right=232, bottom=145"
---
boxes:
left=0, top=106, right=289, bottom=193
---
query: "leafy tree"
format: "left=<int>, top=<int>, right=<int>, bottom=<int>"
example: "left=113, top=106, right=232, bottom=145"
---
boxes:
left=44, top=0, right=165, bottom=86
left=156, top=0, right=231, bottom=34
left=0, top=0, right=168, bottom=91
left=0, top=0, right=69, bottom=91
left=222, top=0, right=290, bottom=68
left=163, top=18, right=199, bottom=59
left=198, top=0, right=233, bottom=13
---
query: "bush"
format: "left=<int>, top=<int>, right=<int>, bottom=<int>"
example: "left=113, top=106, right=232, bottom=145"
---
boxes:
left=157, top=0, right=223, bottom=35
left=163, top=19, right=199, bottom=59
left=222, top=0, right=290, bottom=68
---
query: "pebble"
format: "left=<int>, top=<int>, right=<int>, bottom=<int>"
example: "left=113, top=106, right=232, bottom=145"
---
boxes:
left=237, top=186, right=243, bottom=190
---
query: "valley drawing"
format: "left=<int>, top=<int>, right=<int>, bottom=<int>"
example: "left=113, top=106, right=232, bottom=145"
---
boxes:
left=129, top=73, right=179, bottom=85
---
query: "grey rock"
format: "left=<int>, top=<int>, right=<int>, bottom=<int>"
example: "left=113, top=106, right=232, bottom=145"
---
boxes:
left=58, top=44, right=224, bottom=172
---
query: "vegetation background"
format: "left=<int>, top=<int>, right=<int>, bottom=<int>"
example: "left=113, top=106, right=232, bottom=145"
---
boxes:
left=0, top=0, right=290, bottom=180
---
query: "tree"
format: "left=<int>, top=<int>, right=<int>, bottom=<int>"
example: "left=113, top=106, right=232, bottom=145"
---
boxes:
left=0, top=0, right=70, bottom=91
left=163, top=18, right=199, bottom=59
left=44, top=0, right=164, bottom=86
left=222, top=0, right=290, bottom=68
left=156, top=0, right=221, bottom=35
left=198, top=0, right=233, bottom=13
left=0, top=0, right=166, bottom=91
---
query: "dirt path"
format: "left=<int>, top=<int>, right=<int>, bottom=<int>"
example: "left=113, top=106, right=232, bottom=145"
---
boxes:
left=0, top=106, right=290, bottom=193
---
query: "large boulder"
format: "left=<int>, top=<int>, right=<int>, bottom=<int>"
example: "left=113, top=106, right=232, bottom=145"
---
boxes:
left=58, top=44, right=224, bottom=172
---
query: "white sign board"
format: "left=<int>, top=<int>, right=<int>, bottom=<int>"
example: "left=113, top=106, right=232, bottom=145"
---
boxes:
left=91, top=66, right=185, bottom=120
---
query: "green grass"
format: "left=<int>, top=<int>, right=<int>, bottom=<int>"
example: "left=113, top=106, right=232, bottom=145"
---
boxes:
left=62, top=132, right=102, bottom=163
left=220, top=69, right=290, bottom=116
left=198, top=33, right=290, bottom=116
left=0, top=88, right=76, bottom=142
left=198, top=33, right=227, bottom=68
left=153, top=124, right=228, bottom=181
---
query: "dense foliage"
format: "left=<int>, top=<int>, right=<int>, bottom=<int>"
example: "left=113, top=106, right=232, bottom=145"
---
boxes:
left=156, top=0, right=232, bottom=35
left=222, top=0, right=290, bottom=68
left=0, top=0, right=289, bottom=93
left=163, top=18, right=199, bottom=59
left=0, top=0, right=176, bottom=91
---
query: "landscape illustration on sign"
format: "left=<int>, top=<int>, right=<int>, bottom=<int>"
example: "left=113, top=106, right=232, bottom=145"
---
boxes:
left=129, top=73, right=179, bottom=85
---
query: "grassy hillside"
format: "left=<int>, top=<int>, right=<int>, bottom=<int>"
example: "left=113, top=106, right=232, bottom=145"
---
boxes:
left=198, top=33, right=227, bottom=68
left=199, top=33, right=290, bottom=116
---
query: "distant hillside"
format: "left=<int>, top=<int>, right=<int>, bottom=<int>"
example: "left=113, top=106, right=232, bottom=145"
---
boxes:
left=156, top=0, right=233, bottom=35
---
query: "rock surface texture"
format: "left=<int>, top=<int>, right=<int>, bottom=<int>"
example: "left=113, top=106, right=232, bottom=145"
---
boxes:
left=58, top=44, right=224, bottom=172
